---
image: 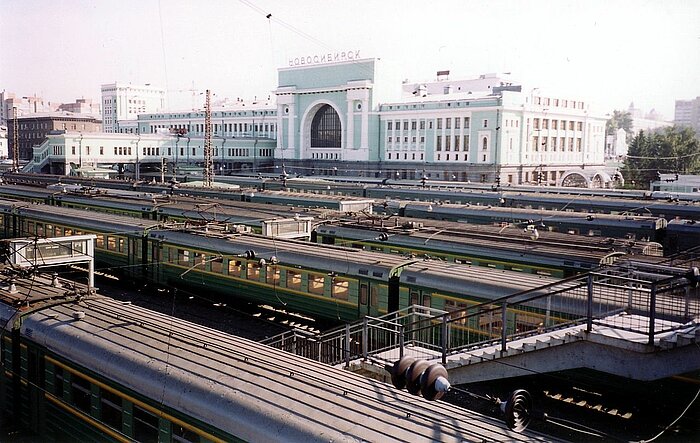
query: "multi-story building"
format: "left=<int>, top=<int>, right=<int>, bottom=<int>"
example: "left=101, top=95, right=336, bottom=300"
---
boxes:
left=0, top=125, right=8, bottom=159
left=27, top=131, right=274, bottom=176
left=7, top=112, right=102, bottom=160
left=101, top=83, right=166, bottom=133
left=675, top=97, right=700, bottom=133
left=58, top=98, right=101, bottom=115
left=0, top=91, right=61, bottom=126
left=274, top=58, right=607, bottom=185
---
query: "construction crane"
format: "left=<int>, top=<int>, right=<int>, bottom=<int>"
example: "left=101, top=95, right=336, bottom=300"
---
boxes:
left=203, top=89, right=213, bottom=187
left=12, top=107, right=19, bottom=172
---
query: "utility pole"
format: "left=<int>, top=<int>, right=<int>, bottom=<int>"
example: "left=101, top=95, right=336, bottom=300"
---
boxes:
left=12, top=107, right=19, bottom=172
left=203, top=89, right=213, bottom=187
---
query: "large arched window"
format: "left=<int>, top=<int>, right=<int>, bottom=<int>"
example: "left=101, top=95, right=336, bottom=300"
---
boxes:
left=311, top=104, right=341, bottom=148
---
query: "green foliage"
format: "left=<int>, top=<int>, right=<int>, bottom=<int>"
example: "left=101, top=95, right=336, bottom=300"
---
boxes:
left=606, top=110, right=633, bottom=138
left=622, top=126, right=700, bottom=189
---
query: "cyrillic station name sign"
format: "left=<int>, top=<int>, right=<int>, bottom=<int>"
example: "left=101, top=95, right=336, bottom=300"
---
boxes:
left=289, top=50, right=361, bottom=67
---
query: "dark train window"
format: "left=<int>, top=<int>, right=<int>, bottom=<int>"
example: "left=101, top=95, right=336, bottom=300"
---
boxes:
left=178, top=249, right=190, bottom=266
left=410, top=292, right=419, bottom=305
left=370, top=287, right=378, bottom=307
left=71, top=375, right=92, bottom=413
left=172, top=424, right=201, bottom=443
left=100, top=389, right=123, bottom=431
left=422, top=295, right=432, bottom=307
left=53, top=365, right=65, bottom=397
left=133, top=405, right=159, bottom=442
left=360, top=284, right=368, bottom=305
left=211, top=256, right=223, bottom=273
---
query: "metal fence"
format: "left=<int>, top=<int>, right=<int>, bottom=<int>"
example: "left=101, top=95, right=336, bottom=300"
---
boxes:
left=263, top=264, right=699, bottom=367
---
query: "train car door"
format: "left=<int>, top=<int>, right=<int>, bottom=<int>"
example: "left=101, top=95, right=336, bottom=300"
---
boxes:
left=358, top=281, right=380, bottom=318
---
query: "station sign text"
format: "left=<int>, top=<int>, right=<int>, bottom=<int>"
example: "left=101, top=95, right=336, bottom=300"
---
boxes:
left=289, top=50, right=361, bottom=67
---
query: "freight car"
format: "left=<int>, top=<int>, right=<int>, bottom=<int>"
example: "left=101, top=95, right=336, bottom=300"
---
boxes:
left=0, top=269, right=549, bottom=442
left=0, top=199, right=559, bottom=322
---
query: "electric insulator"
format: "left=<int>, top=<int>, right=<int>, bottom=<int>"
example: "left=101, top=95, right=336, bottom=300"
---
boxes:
left=405, top=359, right=431, bottom=395
left=502, top=389, right=532, bottom=432
left=389, top=356, right=416, bottom=390
left=245, top=250, right=256, bottom=259
left=419, top=363, right=450, bottom=401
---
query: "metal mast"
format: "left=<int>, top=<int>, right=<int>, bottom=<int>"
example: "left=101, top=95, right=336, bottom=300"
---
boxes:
left=12, top=107, right=19, bottom=172
left=203, top=89, right=213, bottom=187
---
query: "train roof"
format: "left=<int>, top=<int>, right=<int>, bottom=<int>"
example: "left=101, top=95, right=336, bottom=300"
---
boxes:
left=4, top=272, right=552, bottom=442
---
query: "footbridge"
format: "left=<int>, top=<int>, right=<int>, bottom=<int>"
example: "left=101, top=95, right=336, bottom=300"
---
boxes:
left=263, top=254, right=700, bottom=384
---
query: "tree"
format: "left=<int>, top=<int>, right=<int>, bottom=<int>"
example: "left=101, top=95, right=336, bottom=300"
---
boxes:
left=622, top=126, right=700, bottom=189
left=606, top=110, right=633, bottom=140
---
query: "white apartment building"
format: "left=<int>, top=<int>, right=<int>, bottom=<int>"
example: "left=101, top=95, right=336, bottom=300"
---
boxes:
left=675, top=97, right=700, bottom=133
left=101, top=83, right=166, bottom=133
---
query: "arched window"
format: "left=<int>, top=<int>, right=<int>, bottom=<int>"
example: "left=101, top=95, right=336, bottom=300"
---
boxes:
left=311, top=105, right=341, bottom=148
left=482, top=137, right=488, bottom=150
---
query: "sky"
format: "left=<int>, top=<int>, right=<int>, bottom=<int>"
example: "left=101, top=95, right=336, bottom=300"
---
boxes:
left=1, top=0, right=699, bottom=119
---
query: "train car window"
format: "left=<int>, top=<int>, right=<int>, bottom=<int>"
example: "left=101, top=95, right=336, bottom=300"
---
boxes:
left=53, top=365, right=65, bottom=398
left=100, top=388, right=123, bottom=431
left=46, top=224, right=53, bottom=237
left=152, top=245, right=161, bottom=263
left=422, top=295, right=432, bottom=308
left=286, top=270, right=302, bottom=290
left=133, top=405, right=159, bottom=443
left=168, top=248, right=177, bottom=263
left=54, top=226, right=62, bottom=237
left=27, top=221, right=35, bottom=235
left=75, top=230, right=84, bottom=235
left=107, top=237, right=117, bottom=251
left=266, top=266, right=280, bottom=285
left=211, top=256, right=223, bottom=273
left=178, top=249, right=190, bottom=266
left=332, top=279, right=349, bottom=300
left=410, top=292, right=419, bottom=305
left=370, top=287, right=379, bottom=307
left=360, top=284, right=368, bottom=305
left=65, top=228, right=73, bottom=236
left=309, top=274, right=325, bottom=295
left=228, top=260, right=242, bottom=276
left=172, top=424, right=201, bottom=443
left=246, top=262, right=261, bottom=280
left=96, top=235, right=105, bottom=249
left=70, top=375, right=92, bottom=413
left=445, top=299, right=469, bottom=325
left=118, top=238, right=125, bottom=253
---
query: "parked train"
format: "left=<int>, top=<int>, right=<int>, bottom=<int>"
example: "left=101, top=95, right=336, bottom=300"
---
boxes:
left=6, top=172, right=700, bottom=220
left=0, top=269, right=543, bottom=442
left=0, top=199, right=560, bottom=323
left=0, top=184, right=666, bottom=278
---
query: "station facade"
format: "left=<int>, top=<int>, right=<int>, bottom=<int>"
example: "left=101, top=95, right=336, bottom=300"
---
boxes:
left=273, top=58, right=607, bottom=185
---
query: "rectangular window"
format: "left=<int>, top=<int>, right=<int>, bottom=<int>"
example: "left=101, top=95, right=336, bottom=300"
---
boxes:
left=107, top=236, right=116, bottom=251
left=454, top=136, right=460, bottom=151
left=133, top=405, right=159, bottom=442
left=569, top=121, right=575, bottom=130
left=446, top=118, right=451, bottom=130
left=53, top=365, right=65, bottom=397
left=286, top=270, right=301, bottom=290
left=445, top=136, right=451, bottom=151
left=71, top=375, right=92, bottom=413
left=483, top=119, right=488, bottom=128
left=332, top=279, right=349, bottom=300
left=419, top=120, right=425, bottom=130
left=211, top=256, right=223, bottom=273
left=464, top=135, right=469, bottom=150
left=577, top=121, right=583, bottom=131
left=464, top=117, right=470, bottom=128
left=455, top=117, right=460, bottom=129
left=178, top=249, right=190, bottom=266
left=387, top=121, right=393, bottom=130
left=552, top=120, right=558, bottom=130
left=228, top=260, right=241, bottom=276
left=246, top=262, right=260, bottom=280
left=309, top=274, right=325, bottom=295
left=411, top=121, right=416, bottom=130
left=360, top=284, right=368, bottom=305
left=533, top=118, right=540, bottom=129
left=100, top=388, right=123, bottom=431
left=542, top=119, right=549, bottom=129
left=437, top=118, right=442, bottom=130
left=403, top=121, right=408, bottom=130
left=96, top=234, right=104, bottom=248
left=436, top=137, right=442, bottom=151
left=266, top=266, right=280, bottom=285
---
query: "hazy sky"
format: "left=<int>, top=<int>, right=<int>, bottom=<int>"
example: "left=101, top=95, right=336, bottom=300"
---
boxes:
left=1, top=0, right=698, bottom=119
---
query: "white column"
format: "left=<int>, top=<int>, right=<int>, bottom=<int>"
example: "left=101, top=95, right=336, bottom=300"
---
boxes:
left=276, top=104, right=284, bottom=153
left=346, top=100, right=354, bottom=150
left=360, top=98, right=369, bottom=150
left=286, top=107, right=294, bottom=151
